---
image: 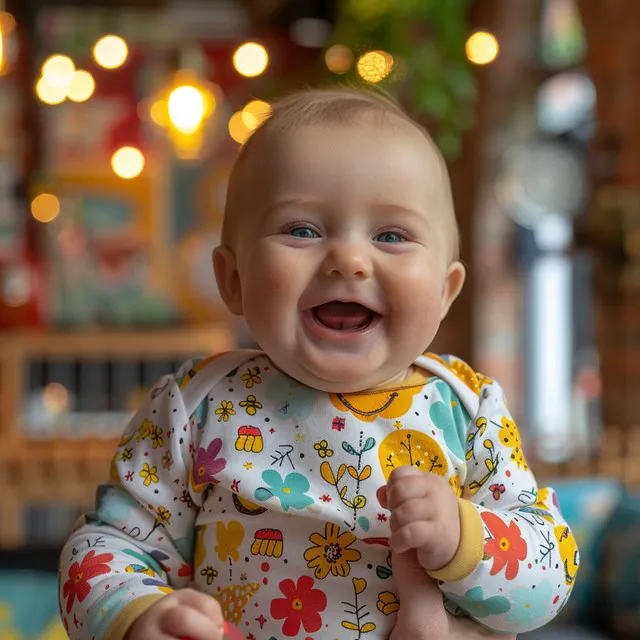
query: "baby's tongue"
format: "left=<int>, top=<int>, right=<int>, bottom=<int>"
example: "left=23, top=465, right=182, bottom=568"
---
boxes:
left=313, top=301, right=372, bottom=330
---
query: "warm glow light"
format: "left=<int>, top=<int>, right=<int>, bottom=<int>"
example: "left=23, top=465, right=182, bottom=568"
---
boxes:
left=111, top=146, right=145, bottom=179
left=0, top=12, right=16, bottom=77
left=241, top=99, right=271, bottom=130
left=150, top=99, right=168, bottom=127
left=31, top=193, right=60, bottom=223
left=36, top=76, right=67, bottom=105
left=325, top=44, right=353, bottom=74
left=233, top=42, right=268, bottom=77
left=43, top=382, right=69, bottom=414
left=42, top=55, right=75, bottom=88
left=168, top=85, right=206, bottom=134
left=465, top=31, right=499, bottom=65
left=67, top=70, right=95, bottom=102
left=93, top=35, right=128, bottom=70
left=228, top=111, right=252, bottom=144
left=356, top=50, right=394, bottom=83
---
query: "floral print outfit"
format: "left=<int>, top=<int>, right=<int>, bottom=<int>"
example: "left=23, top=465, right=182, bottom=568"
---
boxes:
left=59, top=351, right=578, bottom=639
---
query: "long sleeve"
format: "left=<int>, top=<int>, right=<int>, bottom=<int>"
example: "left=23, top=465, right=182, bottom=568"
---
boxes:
left=430, top=376, right=579, bottom=634
left=58, top=369, right=205, bottom=640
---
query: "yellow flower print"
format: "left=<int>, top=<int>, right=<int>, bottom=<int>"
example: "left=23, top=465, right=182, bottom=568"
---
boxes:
left=148, top=424, right=164, bottom=449
left=555, top=525, right=579, bottom=587
left=121, top=447, right=133, bottom=461
left=241, top=367, right=262, bottom=388
left=498, top=416, right=529, bottom=471
left=313, top=440, right=334, bottom=458
left=377, top=591, right=400, bottom=616
left=156, top=505, right=171, bottom=525
left=304, top=522, right=362, bottom=579
left=215, top=520, right=244, bottom=563
left=216, top=400, right=236, bottom=422
left=139, top=463, right=159, bottom=486
left=239, top=395, right=263, bottom=416
left=200, top=565, right=218, bottom=585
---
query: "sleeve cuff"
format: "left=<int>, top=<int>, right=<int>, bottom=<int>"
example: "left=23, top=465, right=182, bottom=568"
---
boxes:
left=103, top=594, right=167, bottom=640
left=427, top=498, right=484, bottom=583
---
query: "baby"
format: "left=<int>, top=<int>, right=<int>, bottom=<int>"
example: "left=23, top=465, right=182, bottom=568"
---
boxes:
left=59, top=88, right=577, bottom=640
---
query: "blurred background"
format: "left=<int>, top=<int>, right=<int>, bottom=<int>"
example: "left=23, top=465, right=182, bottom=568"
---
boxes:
left=0, top=0, right=638, bottom=638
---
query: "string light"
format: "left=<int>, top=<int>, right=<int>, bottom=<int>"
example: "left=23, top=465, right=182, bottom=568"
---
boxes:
left=465, top=31, right=499, bottom=65
left=93, top=35, right=128, bottom=70
left=41, top=55, right=75, bottom=88
left=241, top=99, right=271, bottom=130
left=228, top=111, right=252, bottom=144
left=111, top=146, right=145, bottom=179
left=356, top=50, right=394, bottom=83
left=31, top=193, right=61, bottom=223
left=67, top=70, right=95, bottom=102
left=325, top=44, right=353, bottom=74
left=35, top=76, right=67, bottom=105
left=233, top=42, right=268, bottom=77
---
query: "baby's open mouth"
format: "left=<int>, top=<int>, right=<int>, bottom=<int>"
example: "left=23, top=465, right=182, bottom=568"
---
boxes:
left=312, top=301, right=377, bottom=331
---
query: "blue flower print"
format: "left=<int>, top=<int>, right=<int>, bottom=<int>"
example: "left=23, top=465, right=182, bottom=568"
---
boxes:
left=254, top=470, right=314, bottom=511
left=429, top=381, right=469, bottom=460
left=507, top=582, right=553, bottom=626
left=266, top=374, right=318, bottom=421
left=446, top=586, right=511, bottom=619
left=96, top=485, right=137, bottom=525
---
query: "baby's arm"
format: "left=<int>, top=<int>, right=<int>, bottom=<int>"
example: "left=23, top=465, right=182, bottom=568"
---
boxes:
left=59, top=367, right=221, bottom=640
left=384, top=377, right=578, bottom=634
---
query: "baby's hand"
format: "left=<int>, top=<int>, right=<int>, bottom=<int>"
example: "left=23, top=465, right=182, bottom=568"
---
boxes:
left=377, top=466, right=460, bottom=572
left=126, top=588, right=225, bottom=640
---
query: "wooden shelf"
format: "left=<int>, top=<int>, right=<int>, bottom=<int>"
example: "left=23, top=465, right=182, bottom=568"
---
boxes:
left=0, top=324, right=233, bottom=358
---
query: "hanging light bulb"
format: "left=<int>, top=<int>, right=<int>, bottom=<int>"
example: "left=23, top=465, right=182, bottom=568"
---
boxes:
left=148, top=62, right=219, bottom=161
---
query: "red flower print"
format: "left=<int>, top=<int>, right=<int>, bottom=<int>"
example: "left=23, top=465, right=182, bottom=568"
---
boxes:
left=482, top=512, right=527, bottom=580
left=270, top=575, right=327, bottom=636
left=332, top=416, right=345, bottom=431
left=63, top=550, right=114, bottom=613
left=489, top=483, right=505, bottom=500
left=320, top=494, right=332, bottom=503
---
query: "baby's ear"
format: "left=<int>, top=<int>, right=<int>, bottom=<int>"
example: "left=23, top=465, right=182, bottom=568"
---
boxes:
left=440, top=260, right=466, bottom=321
left=213, top=245, right=243, bottom=315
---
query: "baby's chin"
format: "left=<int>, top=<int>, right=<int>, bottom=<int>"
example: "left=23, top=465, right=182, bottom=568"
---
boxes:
left=279, top=355, right=411, bottom=394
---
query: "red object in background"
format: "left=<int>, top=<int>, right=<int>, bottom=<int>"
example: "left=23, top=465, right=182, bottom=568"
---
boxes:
left=179, top=620, right=244, bottom=640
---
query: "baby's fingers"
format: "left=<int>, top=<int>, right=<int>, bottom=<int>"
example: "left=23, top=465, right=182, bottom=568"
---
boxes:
left=160, top=605, right=224, bottom=640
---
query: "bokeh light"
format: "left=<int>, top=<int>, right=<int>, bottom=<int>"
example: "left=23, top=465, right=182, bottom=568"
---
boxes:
left=111, top=146, right=145, bottom=179
left=41, top=55, right=75, bottom=88
left=241, top=99, right=271, bottom=130
left=150, top=99, right=168, bottom=127
left=36, top=76, right=67, bottom=105
left=67, top=70, right=95, bottom=102
left=42, top=382, right=70, bottom=414
left=31, top=193, right=61, bottom=223
left=0, top=12, right=17, bottom=77
left=465, top=31, right=499, bottom=65
left=356, top=50, right=394, bottom=83
left=325, top=44, right=353, bottom=74
left=93, top=35, right=128, bottom=70
left=168, top=85, right=206, bottom=134
left=228, top=111, right=252, bottom=144
left=233, top=42, right=269, bottom=77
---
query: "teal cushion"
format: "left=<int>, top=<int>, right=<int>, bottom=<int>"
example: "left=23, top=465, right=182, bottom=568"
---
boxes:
left=598, top=491, right=640, bottom=637
left=549, top=478, right=624, bottom=622
left=0, top=570, right=66, bottom=639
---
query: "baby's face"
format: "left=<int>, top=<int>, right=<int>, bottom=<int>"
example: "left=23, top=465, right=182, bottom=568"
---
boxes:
left=216, top=119, right=464, bottom=392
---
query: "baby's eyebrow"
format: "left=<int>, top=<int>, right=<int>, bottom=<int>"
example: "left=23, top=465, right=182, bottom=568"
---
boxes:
left=260, top=198, right=324, bottom=220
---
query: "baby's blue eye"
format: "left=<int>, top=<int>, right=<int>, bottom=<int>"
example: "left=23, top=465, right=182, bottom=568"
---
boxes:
left=289, top=227, right=318, bottom=239
left=375, top=231, right=404, bottom=243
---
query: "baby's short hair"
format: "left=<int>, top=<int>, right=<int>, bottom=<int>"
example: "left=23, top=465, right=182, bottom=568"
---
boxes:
left=223, top=86, right=460, bottom=259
